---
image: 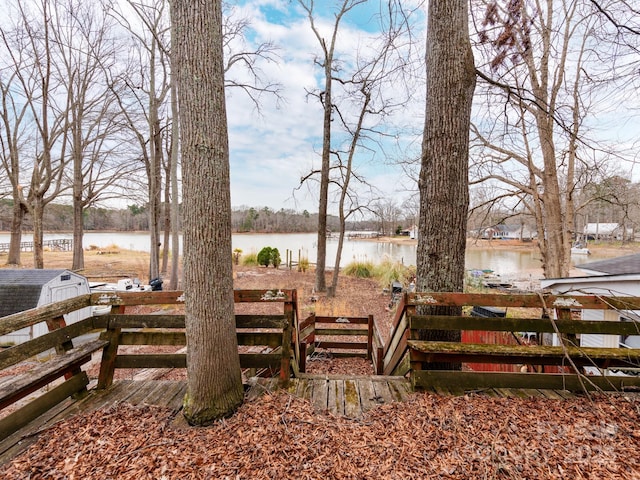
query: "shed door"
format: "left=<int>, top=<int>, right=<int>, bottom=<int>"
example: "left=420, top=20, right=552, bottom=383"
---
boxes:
left=46, top=280, right=91, bottom=325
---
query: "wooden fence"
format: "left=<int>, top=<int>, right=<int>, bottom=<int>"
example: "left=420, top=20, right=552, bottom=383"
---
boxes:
left=0, top=289, right=298, bottom=440
left=382, top=292, right=640, bottom=391
left=0, top=239, right=72, bottom=253
left=5, top=288, right=640, bottom=441
left=298, top=314, right=375, bottom=373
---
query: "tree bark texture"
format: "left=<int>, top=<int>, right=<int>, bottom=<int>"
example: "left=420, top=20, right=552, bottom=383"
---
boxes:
left=416, top=0, right=476, bottom=356
left=7, top=198, right=24, bottom=265
left=314, top=49, right=332, bottom=294
left=173, top=0, right=244, bottom=424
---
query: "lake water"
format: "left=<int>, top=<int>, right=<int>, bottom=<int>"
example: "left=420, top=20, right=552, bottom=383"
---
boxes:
left=0, top=231, right=611, bottom=281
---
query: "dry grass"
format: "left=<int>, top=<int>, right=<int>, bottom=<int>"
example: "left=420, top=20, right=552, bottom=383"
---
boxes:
left=1, top=249, right=151, bottom=283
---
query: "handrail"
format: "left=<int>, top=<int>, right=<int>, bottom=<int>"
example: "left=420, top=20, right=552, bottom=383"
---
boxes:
left=379, top=291, right=640, bottom=391
left=0, top=288, right=301, bottom=441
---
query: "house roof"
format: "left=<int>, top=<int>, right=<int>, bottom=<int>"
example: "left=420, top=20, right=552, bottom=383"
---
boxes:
left=541, top=273, right=640, bottom=297
left=575, top=254, right=640, bottom=276
left=0, top=269, right=69, bottom=318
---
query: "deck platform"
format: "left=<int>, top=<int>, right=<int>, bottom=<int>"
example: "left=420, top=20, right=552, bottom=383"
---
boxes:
left=0, top=376, right=581, bottom=466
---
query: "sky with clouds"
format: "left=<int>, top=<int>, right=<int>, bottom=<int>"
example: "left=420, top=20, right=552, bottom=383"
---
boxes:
left=224, top=0, right=427, bottom=214
left=223, top=1, right=640, bottom=216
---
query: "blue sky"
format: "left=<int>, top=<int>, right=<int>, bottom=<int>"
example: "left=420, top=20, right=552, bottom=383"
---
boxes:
left=224, top=1, right=640, bottom=216
left=224, top=0, right=427, bottom=214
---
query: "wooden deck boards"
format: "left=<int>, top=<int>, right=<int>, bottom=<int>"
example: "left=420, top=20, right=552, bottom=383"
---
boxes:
left=0, top=375, right=586, bottom=467
left=244, top=375, right=414, bottom=419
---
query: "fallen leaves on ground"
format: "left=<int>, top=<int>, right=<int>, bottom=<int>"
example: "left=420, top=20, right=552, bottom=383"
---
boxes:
left=3, top=392, right=639, bottom=479
left=305, top=356, right=374, bottom=375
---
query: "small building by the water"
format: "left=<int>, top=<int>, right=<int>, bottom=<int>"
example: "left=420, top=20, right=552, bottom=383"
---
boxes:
left=0, top=269, right=92, bottom=346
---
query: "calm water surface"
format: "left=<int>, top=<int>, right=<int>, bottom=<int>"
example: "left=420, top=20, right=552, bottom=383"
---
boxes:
left=0, top=231, right=612, bottom=281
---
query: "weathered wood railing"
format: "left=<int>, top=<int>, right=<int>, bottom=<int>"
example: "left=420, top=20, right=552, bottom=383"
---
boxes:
left=298, top=314, right=375, bottom=372
left=0, top=294, right=106, bottom=440
left=0, top=289, right=298, bottom=440
left=383, top=292, right=640, bottom=391
left=93, top=289, right=298, bottom=387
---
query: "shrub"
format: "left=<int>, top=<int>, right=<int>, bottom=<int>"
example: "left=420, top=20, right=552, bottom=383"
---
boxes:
left=271, top=248, right=281, bottom=268
left=298, top=256, right=310, bottom=273
left=257, top=246, right=281, bottom=268
left=257, top=247, right=273, bottom=267
left=373, top=257, right=415, bottom=289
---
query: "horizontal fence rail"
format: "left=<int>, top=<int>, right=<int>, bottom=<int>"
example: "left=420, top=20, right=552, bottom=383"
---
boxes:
left=0, top=288, right=299, bottom=441
left=298, top=314, right=375, bottom=373
left=382, top=292, right=640, bottom=392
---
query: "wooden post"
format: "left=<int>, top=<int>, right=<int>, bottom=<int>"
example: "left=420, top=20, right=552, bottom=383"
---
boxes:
left=376, top=346, right=384, bottom=375
left=97, top=305, right=125, bottom=389
left=367, top=315, right=373, bottom=360
left=299, top=341, right=307, bottom=373
left=280, top=297, right=294, bottom=386
left=44, top=315, right=86, bottom=393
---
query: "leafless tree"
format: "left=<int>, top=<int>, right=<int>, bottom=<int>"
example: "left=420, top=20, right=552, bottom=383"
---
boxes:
left=0, top=65, right=29, bottom=265
left=173, top=0, right=244, bottom=424
left=50, top=0, right=140, bottom=270
left=297, top=0, right=368, bottom=293
left=470, top=0, right=637, bottom=278
left=0, top=0, right=73, bottom=268
left=326, top=1, right=417, bottom=296
left=109, top=0, right=171, bottom=282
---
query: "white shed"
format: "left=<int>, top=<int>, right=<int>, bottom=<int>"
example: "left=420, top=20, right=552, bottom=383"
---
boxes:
left=541, top=255, right=640, bottom=375
left=0, top=269, right=92, bottom=346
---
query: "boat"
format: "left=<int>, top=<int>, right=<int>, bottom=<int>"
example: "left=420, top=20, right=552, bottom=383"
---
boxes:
left=90, top=278, right=156, bottom=315
left=571, top=244, right=591, bottom=255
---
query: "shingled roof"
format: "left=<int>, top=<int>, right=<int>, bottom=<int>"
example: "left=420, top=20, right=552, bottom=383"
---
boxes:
left=0, top=270, right=69, bottom=318
left=575, top=254, right=640, bottom=276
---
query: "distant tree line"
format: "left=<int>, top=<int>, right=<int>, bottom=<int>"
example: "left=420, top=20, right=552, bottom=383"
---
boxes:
left=0, top=200, right=389, bottom=234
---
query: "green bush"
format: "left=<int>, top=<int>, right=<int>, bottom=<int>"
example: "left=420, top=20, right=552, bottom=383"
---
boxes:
left=271, top=248, right=281, bottom=268
left=257, top=246, right=281, bottom=268
left=257, top=247, right=273, bottom=267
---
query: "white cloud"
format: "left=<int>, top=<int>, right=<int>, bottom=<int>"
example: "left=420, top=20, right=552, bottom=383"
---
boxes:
left=225, top=0, right=426, bottom=213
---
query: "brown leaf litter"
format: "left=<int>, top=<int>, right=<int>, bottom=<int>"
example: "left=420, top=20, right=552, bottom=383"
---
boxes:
left=2, top=391, right=639, bottom=479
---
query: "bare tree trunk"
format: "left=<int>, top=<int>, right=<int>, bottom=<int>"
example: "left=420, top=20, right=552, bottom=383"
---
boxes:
left=32, top=199, right=45, bottom=269
left=72, top=200, right=84, bottom=270
left=161, top=152, right=171, bottom=275
left=7, top=199, right=24, bottom=265
left=148, top=116, right=162, bottom=281
left=169, top=70, right=180, bottom=290
left=416, top=0, right=475, bottom=364
left=72, top=122, right=84, bottom=270
left=314, top=61, right=331, bottom=293
left=173, top=0, right=244, bottom=424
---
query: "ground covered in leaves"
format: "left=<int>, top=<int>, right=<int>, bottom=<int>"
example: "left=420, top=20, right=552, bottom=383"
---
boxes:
left=2, top=392, right=639, bottom=479
left=0, top=393, right=640, bottom=480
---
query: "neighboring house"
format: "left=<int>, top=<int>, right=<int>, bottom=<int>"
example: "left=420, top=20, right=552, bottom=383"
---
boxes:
left=541, top=255, right=640, bottom=375
left=583, top=223, right=631, bottom=240
left=0, top=270, right=92, bottom=346
left=478, top=224, right=536, bottom=241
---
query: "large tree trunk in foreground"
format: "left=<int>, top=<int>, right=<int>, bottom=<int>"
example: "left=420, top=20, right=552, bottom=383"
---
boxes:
left=173, top=0, right=244, bottom=424
left=416, top=0, right=476, bottom=362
